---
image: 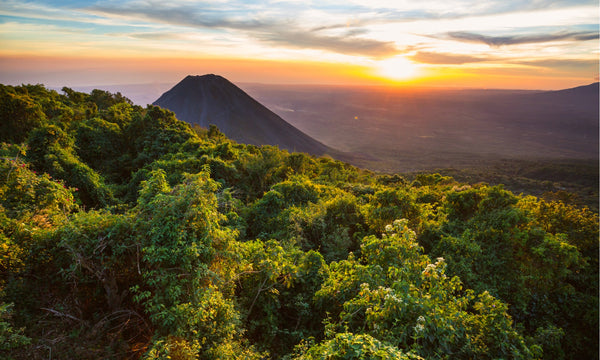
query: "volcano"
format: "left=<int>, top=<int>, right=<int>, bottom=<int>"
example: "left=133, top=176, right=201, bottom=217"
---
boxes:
left=153, top=74, right=331, bottom=156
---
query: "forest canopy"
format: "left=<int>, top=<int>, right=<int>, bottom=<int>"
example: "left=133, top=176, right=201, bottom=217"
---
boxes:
left=0, top=84, right=598, bottom=359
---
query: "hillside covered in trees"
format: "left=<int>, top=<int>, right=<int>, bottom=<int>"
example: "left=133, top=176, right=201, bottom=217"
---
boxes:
left=0, top=84, right=598, bottom=359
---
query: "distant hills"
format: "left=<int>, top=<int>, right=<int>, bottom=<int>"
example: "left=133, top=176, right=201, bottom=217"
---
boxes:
left=153, top=74, right=331, bottom=156
left=530, top=82, right=599, bottom=108
left=538, top=81, right=598, bottom=98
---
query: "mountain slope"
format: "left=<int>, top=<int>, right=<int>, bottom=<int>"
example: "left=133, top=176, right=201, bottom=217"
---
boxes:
left=538, top=82, right=599, bottom=100
left=153, top=74, right=331, bottom=155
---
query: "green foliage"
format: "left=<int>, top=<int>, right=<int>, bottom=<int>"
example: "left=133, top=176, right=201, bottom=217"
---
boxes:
left=244, top=176, right=328, bottom=242
left=0, top=303, right=31, bottom=356
left=0, top=156, right=75, bottom=225
left=293, top=332, right=423, bottom=360
left=134, top=170, right=226, bottom=326
left=285, top=153, right=318, bottom=177
left=18, top=84, right=74, bottom=122
left=236, top=240, right=327, bottom=356
left=0, top=85, right=47, bottom=143
left=0, top=83, right=597, bottom=360
left=287, top=192, right=367, bottom=262
left=101, top=102, right=137, bottom=129
left=520, top=196, right=599, bottom=261
left=75, top=117, right=126, bottom=179
left=271, top=176, right=320, bottom=206
left=430, top=186, right=597, bottom=359
left=436, top=159, right=599, bottom=211
left=26, top=124, right=115, bottom=208
left=414, top=173, right=452, bottom=186
left=236, top=145, right=288, bottom=199
left=365, top=188, right=420, bottom=233
left=88, top=89, right=132, bottom=110
left=128, top=105, right=197, bottom=168
left=317, top=220, right=538, bottom=359
left=55, top=210, right=138, bottom=312
left=132, top=169, right=262, bottom=358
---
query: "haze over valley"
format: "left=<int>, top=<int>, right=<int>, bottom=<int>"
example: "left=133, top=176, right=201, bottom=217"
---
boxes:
left=243, top=82, right=599, bottom=171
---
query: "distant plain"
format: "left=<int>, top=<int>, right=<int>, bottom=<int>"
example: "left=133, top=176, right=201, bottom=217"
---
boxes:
left=241, top=83, right=598, bottom=172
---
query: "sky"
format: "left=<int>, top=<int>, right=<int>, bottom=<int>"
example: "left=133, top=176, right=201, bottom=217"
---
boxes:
left=0, top=0, right=598, bottom=89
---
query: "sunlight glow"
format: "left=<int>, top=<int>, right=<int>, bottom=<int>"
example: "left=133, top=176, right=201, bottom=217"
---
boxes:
left=376, top=56, right=419, bottom=80
left=0, top=0, right=596, bottom=89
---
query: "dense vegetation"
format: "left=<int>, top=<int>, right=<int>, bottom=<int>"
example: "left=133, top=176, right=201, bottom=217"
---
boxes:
left=432, top=159, right=599, bottom=212
left=0, top=84, right=597, bottom=359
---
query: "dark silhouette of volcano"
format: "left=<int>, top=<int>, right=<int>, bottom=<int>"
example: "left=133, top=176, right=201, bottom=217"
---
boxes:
left=153, top=74, right=331, bottom=156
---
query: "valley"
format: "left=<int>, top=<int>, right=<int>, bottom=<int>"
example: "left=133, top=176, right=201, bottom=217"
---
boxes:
left=242, top=83, right=599, bottom=172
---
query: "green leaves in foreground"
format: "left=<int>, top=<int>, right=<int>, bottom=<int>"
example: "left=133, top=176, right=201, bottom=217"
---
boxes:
left=315, top=220, right=538, bottom=360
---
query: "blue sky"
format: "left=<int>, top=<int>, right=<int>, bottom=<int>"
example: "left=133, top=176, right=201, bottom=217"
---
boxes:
left=0, top=0, right=597, bottom=88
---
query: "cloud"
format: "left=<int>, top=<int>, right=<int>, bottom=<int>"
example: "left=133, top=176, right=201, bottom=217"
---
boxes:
left=340, top=0, right=598, bottom=25
left=87, top=1, right=399, bottom=58
left=6, top=0, right=596, bottom=63
left=444, top=30, right=599, bottom=46
left=256, top=29, right=398, bottom=58
left=105, top=32, right=185, bottom=40
left=89, top=1, right=270, bottom=30
left=410, top=52, right=598, bottom=73
left=514, top=58, right=599, bottom=71
left=488, top=0, right=598, bottom=12
left=410, top=51, right=491, bottom=64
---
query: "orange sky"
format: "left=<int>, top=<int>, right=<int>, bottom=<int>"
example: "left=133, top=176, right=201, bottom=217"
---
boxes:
left=1, top=54, right=595, bottom=90
left=0, top=0, right=597, bottom=89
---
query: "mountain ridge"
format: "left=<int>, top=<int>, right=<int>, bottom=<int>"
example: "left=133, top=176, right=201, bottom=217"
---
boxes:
left=530, top=82, right=599, bottom=106
left=153, top=74, right=332, bottom=156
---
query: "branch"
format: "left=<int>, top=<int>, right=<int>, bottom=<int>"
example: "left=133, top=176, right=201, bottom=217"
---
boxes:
left=248, top=277, right=270, bottom=315
left=41, top=307, right=82, bottom=322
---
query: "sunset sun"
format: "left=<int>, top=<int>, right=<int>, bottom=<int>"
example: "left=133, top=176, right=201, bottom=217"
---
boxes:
left=376, top=56, right=420, bottom=81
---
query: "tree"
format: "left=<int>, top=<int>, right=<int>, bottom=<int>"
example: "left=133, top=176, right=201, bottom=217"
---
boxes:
left=293, top=332, right=423, bottom=360
left=316, top=220, right=538, bottom=359
left=127, top=106, right=197, bottom=168
left=0, top=85, right=46, bottom=143
left=26, top=124, right=115, bottom=208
